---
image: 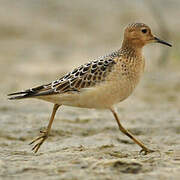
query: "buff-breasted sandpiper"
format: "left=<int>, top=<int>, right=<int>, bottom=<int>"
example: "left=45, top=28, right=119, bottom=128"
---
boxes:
left=8, top=23, right=172, bottom=154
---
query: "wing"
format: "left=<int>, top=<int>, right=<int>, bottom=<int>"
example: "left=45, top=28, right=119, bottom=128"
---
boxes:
left=8, top=51, right=118, bottom=100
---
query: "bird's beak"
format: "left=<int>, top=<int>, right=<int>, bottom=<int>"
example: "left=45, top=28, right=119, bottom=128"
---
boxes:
left=154, top=37, right=172, bottom=47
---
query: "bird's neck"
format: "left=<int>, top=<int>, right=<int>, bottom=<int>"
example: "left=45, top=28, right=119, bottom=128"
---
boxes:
left=120, top=40, right=143, bottom=59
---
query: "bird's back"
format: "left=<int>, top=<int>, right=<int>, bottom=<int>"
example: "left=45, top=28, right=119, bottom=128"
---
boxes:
left=39, top=49, right=145, bottom=109
left=8, top=49, right=145, bottom=109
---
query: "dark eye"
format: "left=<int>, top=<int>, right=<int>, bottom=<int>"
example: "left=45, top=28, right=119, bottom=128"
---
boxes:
left=141, top=29, right=147, bottom=34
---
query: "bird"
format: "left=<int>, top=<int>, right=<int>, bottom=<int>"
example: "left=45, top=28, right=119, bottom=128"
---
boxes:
left=8, top=23, right=172, bottom=154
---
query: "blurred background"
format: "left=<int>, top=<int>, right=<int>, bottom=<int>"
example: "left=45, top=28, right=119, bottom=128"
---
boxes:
left=1, top=0, right=180, bottom=92
left=0, top=0, right=180, bottom=179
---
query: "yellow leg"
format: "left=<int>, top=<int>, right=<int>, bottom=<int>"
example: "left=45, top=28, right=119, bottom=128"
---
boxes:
left=110, top=108, right=154, bottom=154
left=29, top=104, right=60, bottom=153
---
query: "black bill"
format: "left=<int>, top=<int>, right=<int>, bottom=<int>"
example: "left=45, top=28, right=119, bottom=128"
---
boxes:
left=154, top=37, right=172, bottom=47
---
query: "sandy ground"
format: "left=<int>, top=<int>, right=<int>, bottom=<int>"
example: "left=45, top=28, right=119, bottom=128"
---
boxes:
left=0, top=1, right=180, bottom=179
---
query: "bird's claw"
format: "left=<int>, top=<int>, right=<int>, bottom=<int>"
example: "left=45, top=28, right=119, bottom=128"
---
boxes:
left=139, top=148, right=156, bottom=155
left=29, top=130, right=48, bottom=153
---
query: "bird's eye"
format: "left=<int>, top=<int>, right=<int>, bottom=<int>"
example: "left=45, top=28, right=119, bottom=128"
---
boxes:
left=141, top=29, right=147, bottom=34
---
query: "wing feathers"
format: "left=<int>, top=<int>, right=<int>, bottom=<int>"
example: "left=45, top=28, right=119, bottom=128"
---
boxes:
left=8, top=51, right=118, bottom=100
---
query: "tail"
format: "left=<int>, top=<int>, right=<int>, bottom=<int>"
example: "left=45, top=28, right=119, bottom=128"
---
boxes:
left=8, top=84, right=52, bottom=100
left=7, top=91, right=34, bottom=100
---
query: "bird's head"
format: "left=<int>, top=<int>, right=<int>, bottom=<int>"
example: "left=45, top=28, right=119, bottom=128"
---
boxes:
left=123, top=23, right=172, bottom=48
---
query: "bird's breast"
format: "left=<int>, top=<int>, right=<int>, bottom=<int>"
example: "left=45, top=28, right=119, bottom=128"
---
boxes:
left=42, top=57, right=145, bottom=109
left=109, top=57, right=145, bottom=101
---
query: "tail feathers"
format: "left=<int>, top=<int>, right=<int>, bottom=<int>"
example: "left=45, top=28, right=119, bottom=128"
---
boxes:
left=8, top=83, right=56, bottom=100
left=8, top=84, right=53, bottom=100
left=8, top=91, right=27, bottom=96
left=8, top=91, right=32, bottom=100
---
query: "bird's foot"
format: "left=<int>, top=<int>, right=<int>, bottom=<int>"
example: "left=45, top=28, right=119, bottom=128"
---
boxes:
left=29, top=130, right=48, bottom=153
left=139, top=148, right=160, bottom=155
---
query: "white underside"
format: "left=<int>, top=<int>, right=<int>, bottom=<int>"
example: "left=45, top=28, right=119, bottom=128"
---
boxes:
left=37, top=79, right=135, bottom=109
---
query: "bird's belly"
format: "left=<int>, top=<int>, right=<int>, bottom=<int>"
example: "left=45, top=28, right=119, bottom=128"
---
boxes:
left=41, top=79, right=136, bottom=109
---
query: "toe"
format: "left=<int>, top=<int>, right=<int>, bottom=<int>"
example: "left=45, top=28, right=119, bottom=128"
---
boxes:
left=139, top=148, right=156, bottom=155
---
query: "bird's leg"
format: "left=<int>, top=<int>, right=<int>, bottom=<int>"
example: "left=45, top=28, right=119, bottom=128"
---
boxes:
left=110, top=108, right=155, bottom=155
left=29, top=104, right=60, bottom=153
